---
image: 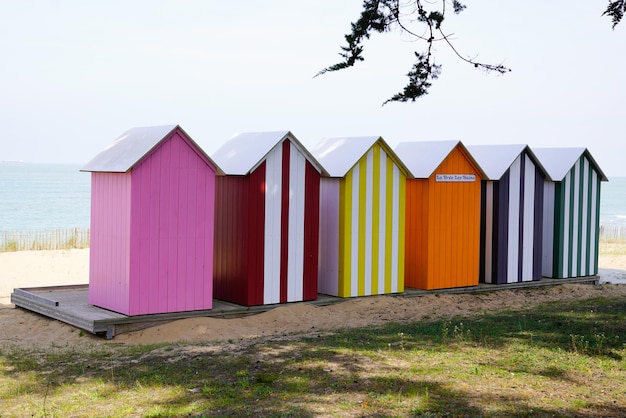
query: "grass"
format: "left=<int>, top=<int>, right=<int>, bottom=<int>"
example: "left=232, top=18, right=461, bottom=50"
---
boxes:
left=599, top=239, right=626, bottom=255
left=0, top=230, right=624, bottom=254
left=2, top=297, right=626, bottom=417
left=0, top=228, right=90, bottom=252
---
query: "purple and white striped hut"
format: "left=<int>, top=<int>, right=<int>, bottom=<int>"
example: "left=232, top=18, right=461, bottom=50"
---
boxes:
left=467, top=144, right=548, bottom=284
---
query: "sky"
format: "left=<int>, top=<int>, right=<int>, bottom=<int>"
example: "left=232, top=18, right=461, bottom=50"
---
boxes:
left=1, top=1, right=625, bottom=176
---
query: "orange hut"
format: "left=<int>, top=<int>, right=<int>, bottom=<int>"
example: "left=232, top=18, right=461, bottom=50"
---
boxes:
left=395, top=141, right=485, bottom=290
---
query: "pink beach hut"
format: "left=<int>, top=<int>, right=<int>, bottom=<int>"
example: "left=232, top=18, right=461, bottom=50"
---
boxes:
left=211, top=131, right=326, bottom=307
left=81, top=125, right=222, bottom=316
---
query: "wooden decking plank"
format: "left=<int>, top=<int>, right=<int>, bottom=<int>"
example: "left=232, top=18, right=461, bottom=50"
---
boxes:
left=11, top=288, right=60, bottom=307
left=10, top=275, right=600, bottom=339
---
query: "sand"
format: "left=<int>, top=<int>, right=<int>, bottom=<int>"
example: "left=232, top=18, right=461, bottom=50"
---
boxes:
left=1, top=248, right=625, bottom=348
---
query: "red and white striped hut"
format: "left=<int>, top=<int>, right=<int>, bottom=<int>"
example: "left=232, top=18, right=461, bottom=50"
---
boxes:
left=81, top=125, right=222, bottom=316
left=211, top=131, right=326, bottom=306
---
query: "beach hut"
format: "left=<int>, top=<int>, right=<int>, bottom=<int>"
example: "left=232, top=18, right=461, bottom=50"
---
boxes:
left=312, top=136, right=410, bottom=298
left=532, top=147, right=608, bottom=278
left=81, top=125, right=222, bottom=316
left=395, top=140, right=484, bottom=290
left=467, top=144, right=548, bottom=284
left=211, top=131, right=325, bottom=306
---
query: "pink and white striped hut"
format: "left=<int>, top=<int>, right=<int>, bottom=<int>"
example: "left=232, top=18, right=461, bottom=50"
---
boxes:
left=211, top=131, right=326, bottom=307
left=81, top=125, right=223, bottom=316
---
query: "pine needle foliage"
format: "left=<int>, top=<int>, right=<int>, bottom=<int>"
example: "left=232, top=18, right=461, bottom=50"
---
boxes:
left=318, top=0, right=624, bottom=105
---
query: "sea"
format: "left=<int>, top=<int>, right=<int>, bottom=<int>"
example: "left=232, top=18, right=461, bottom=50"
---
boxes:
left=0, top=162, right=90, bottom=232
left=0, top=162, right=625, bottom=233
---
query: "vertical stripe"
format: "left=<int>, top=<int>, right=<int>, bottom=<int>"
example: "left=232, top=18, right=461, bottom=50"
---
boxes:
left=561, top=171, right=571, bottom=277
left=385, top=157, right=394, bottom=294
left=302, top=161, right=320, bottom=300
left=517, top=155, right=525, bottom=283
left=279, top=142, right=290, bottom=303
left=351, top=163, right=360, bottom=297
left=264, top=145, right=282, bottom=304
left=533, top=171, right=544, bottom=281
left=577, top=159, right=584, bottom=275
left=377, top=149, right=387, bottom=295
left=522, top=156, right=535, bottom=282
left=571, top=160, right=580, bottom=276
left=318, top=178, right=339, bottom=296
left=507, top=156, right=521, bottom=283
left=250, top=164, right=266, bottom=306
left=492, top=181, right=502, bottom=283
left=357, top=157, right=368, bottom=296
left=585, top=159, right=593, bottom=275
left=484, top=182, right=494, bottom=283
left=363, top=149, right=374, bottom=295
left=580, top=158, right=589, bottom=275
left=371, top=146, right=381, bottom=295
left=287, top=143, right=306, bottom=302
left=497, top=172, right=510, bottom=283
left=391, top=164, right=400, bottom=293
left=542, top=181, right=555, bottom=277
left=339, top=173, right=352, bottom=297
left=591, top=169, right=600, bottom=275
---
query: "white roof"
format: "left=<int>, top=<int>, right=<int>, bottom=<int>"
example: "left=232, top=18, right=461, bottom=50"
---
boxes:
left=211, top=131, right=325, bottom=176
left=311, top=136, right=410, bottom=178
left=466, top=144, right=548, bottom=180
left=532, top=147, right=608, bottom=182
left=394, top=140, right=483, bottom=179
left=81, top=125, right=220, bottom=173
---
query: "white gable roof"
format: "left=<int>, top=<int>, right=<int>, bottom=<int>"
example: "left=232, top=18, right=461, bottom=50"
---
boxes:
left=312, top=136, right=378, bottom=177
left=311, top=136, right=410, bottom=178
left=394, top=140, right=483, bottom=179
left=466, top=144, right=549, bottom=181
left=212, top=131, right=325, bottom=176
left=532, top=147, right=608, bottom=182
left=81, top=125, right=220, bottom=173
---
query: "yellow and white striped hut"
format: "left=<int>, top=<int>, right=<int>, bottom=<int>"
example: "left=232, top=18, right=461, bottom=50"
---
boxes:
left=312, top=136, right=411, bottom=298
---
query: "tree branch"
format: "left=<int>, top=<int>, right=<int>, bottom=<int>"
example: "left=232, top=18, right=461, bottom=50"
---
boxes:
left=603, top=0, right=626, bottom=29
left=317, top=1, right=620, bottom=104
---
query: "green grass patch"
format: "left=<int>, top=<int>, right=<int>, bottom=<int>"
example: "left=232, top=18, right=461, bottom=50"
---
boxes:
left=1, top=297, right=626, bottom=417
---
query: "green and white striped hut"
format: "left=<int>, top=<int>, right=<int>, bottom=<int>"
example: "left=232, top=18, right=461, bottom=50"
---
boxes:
left=532, top=147, right=608, bottom=278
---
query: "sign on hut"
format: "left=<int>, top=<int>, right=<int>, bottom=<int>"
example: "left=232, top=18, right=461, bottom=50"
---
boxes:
left=533, top=147, right=608, bottom=278
left=81, top=125, right=223, bottom=315
left=211, top=131, right=325, bottom=306
left=395, top=140, right=485, bottom=290
left=467, top=144, right=548, bottom=284
left=312, top=136, right=410, bottom=298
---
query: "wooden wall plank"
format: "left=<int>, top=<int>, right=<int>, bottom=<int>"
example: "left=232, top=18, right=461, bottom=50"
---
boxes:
left=303, top=160, right=320, bottom=301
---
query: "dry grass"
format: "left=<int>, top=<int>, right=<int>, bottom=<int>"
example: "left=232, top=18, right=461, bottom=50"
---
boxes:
left=599, top=240, right=626, bottom=255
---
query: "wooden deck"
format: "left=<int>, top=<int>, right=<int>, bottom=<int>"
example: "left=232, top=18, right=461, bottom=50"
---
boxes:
left=10, top=275, right=599, bottom=339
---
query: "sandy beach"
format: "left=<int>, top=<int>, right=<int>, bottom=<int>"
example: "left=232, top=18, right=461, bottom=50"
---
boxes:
left=1, top=248, right=625, bottom=347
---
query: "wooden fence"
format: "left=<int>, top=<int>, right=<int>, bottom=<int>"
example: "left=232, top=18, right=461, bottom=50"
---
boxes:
left=0, top=227, right=90, bottom=252
left=599, top=224, right=626, bottom=242
left=0, top=224, right=624, bottom=252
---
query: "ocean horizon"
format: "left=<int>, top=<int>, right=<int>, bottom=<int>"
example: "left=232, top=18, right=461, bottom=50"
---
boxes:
left=1, top=161, right=625, bottom=233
